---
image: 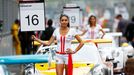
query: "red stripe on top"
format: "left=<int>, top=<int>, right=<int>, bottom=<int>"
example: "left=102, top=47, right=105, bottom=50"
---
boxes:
left=91, top=30, right=94, bottom=39
left=63, top=36, right=65, bottom=53
left=60, top=36, right=62, bottom=53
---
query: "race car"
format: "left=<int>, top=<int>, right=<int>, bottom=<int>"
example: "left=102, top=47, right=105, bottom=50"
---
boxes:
left=25, top=40, right=113, bottom=75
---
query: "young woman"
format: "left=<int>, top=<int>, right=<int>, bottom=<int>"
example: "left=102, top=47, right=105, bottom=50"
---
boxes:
left=81, top=15, right=105, bottom=39
left=32, top=14, right=84, bottom=75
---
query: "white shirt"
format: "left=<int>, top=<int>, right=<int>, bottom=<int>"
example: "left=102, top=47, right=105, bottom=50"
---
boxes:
left=53, top=27, right=77, bottom=52
left=84, top=24, right=102, bottom=39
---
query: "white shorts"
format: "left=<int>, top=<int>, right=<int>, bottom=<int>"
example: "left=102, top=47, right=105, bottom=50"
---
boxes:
left=55, top=54, right=68, bottom=64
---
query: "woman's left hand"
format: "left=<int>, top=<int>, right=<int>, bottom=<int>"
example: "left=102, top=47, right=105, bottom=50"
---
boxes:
left=66, top=48, right=75, bottom=54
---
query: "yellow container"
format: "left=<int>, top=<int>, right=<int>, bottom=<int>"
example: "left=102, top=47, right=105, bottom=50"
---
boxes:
left=35, top=61, right=94, bottom=75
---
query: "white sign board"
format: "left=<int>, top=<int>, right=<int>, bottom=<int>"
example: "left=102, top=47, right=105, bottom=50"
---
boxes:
left=114, top=3, right=129, bottom=20
left=63, top=7, right=80, bottom=27
left=19, top=1, right=45, bottom=31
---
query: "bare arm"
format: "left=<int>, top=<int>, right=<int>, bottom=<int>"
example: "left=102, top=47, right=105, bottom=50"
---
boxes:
left=100, top=29, right=105, bottom=39
left=73, top=35, right=84, bottom=53
left=78, top=30, right=87, bottom=36
left=32, top=35, right=55, bottom=46
left=66, top=35, right=84, bottom=54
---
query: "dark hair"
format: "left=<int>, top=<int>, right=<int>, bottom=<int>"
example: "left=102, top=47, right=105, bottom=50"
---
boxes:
left=15, top=19, right=20, bottom=24
left=14, top=19, right=20, bottom=25
left=88, top=15, right=96, bottom=25
left=47, top=19, right=53, bottom=27
left=60, top=14, right=70, bottom=27
left=116, top=14, right=122, bottom=19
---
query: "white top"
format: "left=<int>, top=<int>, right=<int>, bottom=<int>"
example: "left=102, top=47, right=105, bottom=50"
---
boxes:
left=84, top=24, right=102, bottom=39
left=53, top=27, right=77, bottom=52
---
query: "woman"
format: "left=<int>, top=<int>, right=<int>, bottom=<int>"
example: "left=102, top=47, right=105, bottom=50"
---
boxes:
left=32, top=14, right=84, bottom=75
left=82, top=15, right=113, bottom=72
left=81, top=15, right=105, bottom=39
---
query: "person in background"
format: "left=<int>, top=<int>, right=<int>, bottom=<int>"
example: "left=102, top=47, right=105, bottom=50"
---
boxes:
left=32, top=14, right=84, bottom=75
left=19, top=30, right=34, bottom=54
left=41, top=19, right=55, bottom=40
left=113, top=14, right=122, bottom=32
left=124, top=16, right=134, bottom=48
left=80, top=15, right=105, bottom=39
left=116, top=14, right=129, bottom=46
left=11, top=19, right=21, bottom=55
left=116, top=14, right=129, bottom=34
left=80, top=15, right=113, bottom=71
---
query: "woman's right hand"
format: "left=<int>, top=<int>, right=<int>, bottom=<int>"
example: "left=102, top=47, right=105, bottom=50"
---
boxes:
left=32, top=35, right=47, bottom=46
left=66, top=48, right=76, bottom=54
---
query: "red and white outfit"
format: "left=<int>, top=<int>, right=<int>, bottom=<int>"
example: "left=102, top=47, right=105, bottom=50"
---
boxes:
left=52, top=27, right=77, bottom=64
left=84, top=24, right=102, bottom=39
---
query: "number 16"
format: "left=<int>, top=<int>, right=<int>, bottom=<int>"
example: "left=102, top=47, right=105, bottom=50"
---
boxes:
left=25, top=14, right=39, bottom=26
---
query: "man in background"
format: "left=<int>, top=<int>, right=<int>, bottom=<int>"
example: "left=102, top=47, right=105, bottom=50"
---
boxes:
left=41, top=19, right=55, bottom=41
left=124, top=16, right=134, bottom=48
left=11, top=19, right=21, bottom=55
left=116, top=14, right=129, bottom=46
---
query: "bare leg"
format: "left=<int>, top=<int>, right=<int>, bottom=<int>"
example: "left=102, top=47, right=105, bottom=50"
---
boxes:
left=56, top=64, right=64, bottom=75
left=65, top=65, right=68, bottom=75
